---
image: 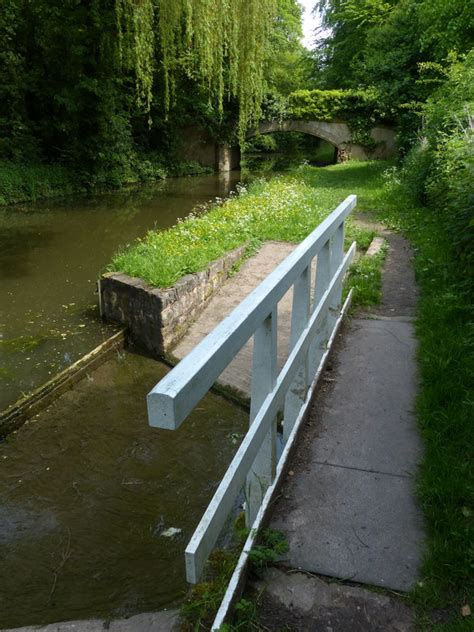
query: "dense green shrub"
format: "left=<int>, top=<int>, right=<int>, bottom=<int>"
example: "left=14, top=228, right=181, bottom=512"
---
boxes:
left=0, top=153, right=184, bottom=205
left=288, top=88, right=389, bottom=123
left=401, top=52, right=474, bottom=276
left=0, top=162, right=77, bottom=205
left=289, top=89, right=350, bottom=120
left=245, top=134, right=279, bottom=153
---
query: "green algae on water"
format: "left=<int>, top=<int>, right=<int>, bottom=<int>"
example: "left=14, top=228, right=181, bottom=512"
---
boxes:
left=0, top=335, right=45, bottom=353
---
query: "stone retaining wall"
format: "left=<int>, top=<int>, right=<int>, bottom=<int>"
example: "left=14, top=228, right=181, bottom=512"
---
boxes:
left=99, top=245, right=247, bottom=357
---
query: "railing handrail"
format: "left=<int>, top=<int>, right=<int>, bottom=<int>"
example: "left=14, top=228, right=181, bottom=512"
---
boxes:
left=147, top=194, right=357, bottom=430
left=184, top=240, right=356, bottom=582
left=146, top=193, right=357, bottom=588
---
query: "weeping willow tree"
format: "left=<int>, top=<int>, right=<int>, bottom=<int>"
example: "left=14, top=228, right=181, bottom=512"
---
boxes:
left=159, top=0, right=276, bottom=138
left=0, top=0, right=276, bottom=173
left=116, top=0, right=156, bottom=113
left=115, top=0, right=276, bottom=138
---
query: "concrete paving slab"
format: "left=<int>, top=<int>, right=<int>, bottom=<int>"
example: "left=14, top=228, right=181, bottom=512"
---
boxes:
left=272, top=462, right=424, bottom=591
left=1, top=610, right=179, bottom=632
left=254, top=567, right=415, bottom=631
left=309, top=318, right=422, bottom=476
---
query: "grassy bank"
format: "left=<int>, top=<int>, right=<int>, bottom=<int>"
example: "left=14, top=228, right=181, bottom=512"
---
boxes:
left=0, top=159, right=211, bottom=206
left=109, top=162, right=388, bottom=288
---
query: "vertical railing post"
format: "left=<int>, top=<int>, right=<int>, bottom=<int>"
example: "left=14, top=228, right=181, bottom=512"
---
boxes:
left=283, top=265, right=311, bottom=444
left=245, top=309, right=277, bottom=526
left=329, top=222, right=345, bottom=333
left=309, top=240, right=330, bottom=378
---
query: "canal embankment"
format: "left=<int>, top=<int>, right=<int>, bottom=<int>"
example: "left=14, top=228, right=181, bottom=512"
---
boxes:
left=0, top=330, right=125, bottom=438
left=99, top=246, right=247, bottom=358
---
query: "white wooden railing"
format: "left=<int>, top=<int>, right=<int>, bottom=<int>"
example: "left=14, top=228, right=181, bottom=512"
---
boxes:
left=147, top=194, right=357, bottom=587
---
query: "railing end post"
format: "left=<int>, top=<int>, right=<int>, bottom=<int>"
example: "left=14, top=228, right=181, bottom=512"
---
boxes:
left=185, top=546, right=200, bottom=584
left=147, top=389, right=179, bottom=430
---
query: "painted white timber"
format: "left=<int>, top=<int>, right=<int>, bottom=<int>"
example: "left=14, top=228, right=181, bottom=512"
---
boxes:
left=184, top=243, right=356, bottom=583
left=147, top=195, right=357, bottom=430
left=246, top=310, right=278, bottom=525
left=283, top=265, right=311, bottom=444
left=211, top=289, right=354, bottom=631
left=309, top=241, right=331, bottom=378
left=329, top=222, right=345, bottom=330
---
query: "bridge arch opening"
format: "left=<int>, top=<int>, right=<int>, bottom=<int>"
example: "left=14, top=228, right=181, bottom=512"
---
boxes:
left=243, top=129, right=338, bottom=172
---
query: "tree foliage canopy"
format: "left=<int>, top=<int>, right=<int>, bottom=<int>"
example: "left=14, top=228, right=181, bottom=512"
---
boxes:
left=313, top=0, right=474, bottom=136
left=0, top=0, right=286, bottom=179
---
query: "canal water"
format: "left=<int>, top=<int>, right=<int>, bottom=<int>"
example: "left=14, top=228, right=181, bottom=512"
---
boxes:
left=0, top=171, right=241, bottom=412
left=0, top=351, right=247, bottom=628
left=0, top=154, right=320, bottom=628
left=0, top=171, right=246, bottom=628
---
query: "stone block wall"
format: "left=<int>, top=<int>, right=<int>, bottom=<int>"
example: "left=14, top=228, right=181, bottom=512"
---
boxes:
left=99, top=245, right=246, bottom=357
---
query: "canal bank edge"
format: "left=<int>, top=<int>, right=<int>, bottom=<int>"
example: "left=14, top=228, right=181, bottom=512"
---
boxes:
left=99, top=245, right=247, bottom=357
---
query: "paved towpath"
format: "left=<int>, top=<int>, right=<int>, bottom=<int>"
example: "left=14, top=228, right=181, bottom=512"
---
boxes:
left=172, top=226, right=424, bottom=627
left=256, top=226, right=425, bottom=630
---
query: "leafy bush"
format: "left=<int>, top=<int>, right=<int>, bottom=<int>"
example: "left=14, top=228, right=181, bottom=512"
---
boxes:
left=402, top=52, right=474, bottom=276
left=288, top=88, right=391, bottom=122
left=288, top=89, right=350, bottom=120
left=245, top=134, right=279, bottom=153
left=397, top=142, right=432, bottom=204
left=426, top=123, right=474, bottom=275
left=0, top=162, right=77, bottom=205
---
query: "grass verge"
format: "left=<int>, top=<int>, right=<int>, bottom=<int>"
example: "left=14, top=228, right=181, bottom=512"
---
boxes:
left=109, top=163, right=384, bottom=288
left=344, top=245, right=388, bottom=308
left=369, top=185, right=473, bottom=630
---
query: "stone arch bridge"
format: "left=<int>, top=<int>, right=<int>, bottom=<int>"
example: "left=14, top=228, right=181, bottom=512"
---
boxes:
left=177, top=119, right=396, bottom=171
left=247, top=119, right=396, bottom=162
